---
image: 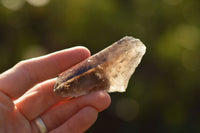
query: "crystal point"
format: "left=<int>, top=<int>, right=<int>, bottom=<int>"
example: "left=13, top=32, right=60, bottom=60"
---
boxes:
left=54, top=36, right=146, bottom=97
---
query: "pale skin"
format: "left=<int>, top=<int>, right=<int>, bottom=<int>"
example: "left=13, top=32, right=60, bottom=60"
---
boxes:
left=0, top=47, right=111, bottom=133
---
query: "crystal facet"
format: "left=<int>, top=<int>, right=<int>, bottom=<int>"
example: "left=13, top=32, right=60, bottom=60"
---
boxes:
left=54, top=36, right=146, bottom=97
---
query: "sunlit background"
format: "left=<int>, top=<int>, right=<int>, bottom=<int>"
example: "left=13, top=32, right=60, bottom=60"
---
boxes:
left=0, top=0, right=200, bottom=132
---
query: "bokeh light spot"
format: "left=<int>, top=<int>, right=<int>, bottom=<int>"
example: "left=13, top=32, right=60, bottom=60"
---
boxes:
left=26, top=0, right=50, bottom=7
left=163, top=0, right=182, bottom=5
left=1, top=0, right=24, bottom=11
left=175, top=24, right=200, bottom=50
left=164, top=102, right=186, bottom=126
left=115, top=97, right=139, bottom=122
left=181, top=50, right=200, bottom=71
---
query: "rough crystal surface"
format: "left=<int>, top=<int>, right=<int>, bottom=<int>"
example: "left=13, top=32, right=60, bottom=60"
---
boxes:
left=54, top=36, right=146, bottom=97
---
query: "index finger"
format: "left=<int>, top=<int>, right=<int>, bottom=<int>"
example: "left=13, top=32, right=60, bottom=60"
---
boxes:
left=0, top=46, right=90, bottom=99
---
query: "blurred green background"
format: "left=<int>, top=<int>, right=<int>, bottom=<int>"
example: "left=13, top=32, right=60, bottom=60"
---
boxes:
left=0, top=0, right=200, bottom=132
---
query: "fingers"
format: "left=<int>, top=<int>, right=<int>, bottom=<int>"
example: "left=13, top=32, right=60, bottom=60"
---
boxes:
left=39, top=91, right=111, bottom=131
left=15, top=79, right=65, bottom=120
left=15, top=76, right=110, bottom=121
left=29, top=91, right=110, bottom=132
left=0, top=47, right=90, bottom=99
left=50, top=106, right=98, bottom=133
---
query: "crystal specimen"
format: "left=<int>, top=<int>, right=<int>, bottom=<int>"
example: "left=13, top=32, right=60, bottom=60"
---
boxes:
left=54, top=36, right=146, bottom=97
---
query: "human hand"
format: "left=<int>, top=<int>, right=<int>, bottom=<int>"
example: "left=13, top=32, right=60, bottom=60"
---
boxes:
left=0, top=47, right=111, bottom=133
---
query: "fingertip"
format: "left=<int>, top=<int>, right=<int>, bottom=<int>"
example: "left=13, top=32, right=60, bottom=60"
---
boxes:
left=52, top=46, right=91, bottom=73
left=71, top=46, right=91, bottom=59
left=73, top=106, right=98, bottom=132
left=87, top=91, right=111, bottom=112
left=81, top=106, right=98, bottom=121
left=97, top=91, right=111, bottom=111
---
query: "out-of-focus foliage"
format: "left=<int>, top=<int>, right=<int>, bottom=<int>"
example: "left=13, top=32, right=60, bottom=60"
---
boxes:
left=0, top=0, right=200, bottom=132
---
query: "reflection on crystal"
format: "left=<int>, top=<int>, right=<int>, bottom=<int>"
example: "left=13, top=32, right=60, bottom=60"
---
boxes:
left=54, top=36, right=146, bottom=97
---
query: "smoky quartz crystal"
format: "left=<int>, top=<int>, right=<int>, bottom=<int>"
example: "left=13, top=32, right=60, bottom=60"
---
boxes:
left=54, top=36, right=146, bottom=97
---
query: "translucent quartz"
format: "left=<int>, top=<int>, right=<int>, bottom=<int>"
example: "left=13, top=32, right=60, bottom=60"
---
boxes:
left=54, top=36, right=146, bottom=97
